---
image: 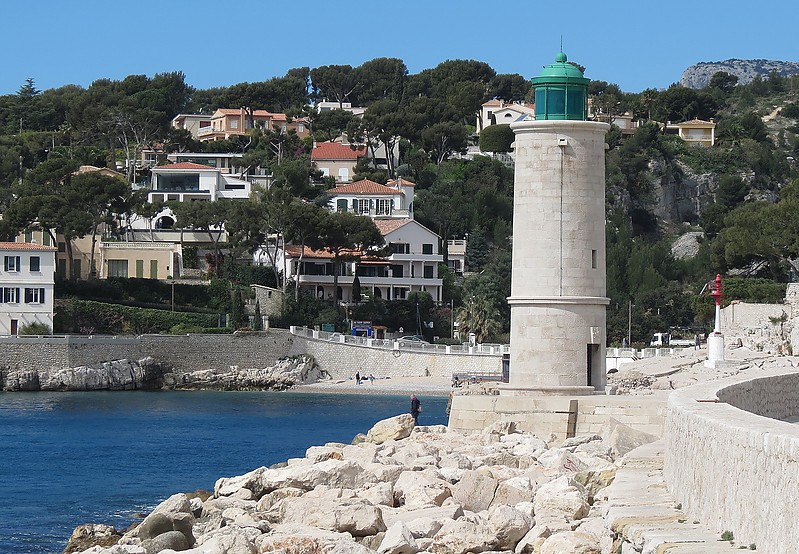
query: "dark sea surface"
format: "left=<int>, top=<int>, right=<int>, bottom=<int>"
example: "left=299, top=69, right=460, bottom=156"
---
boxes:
left=0, top=391, right=449, bottom=554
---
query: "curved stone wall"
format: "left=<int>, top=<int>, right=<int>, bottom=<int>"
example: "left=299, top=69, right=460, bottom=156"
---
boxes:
left=288, top=335, right=502, bottom=380
left=664, top=368, right=799, bottom=551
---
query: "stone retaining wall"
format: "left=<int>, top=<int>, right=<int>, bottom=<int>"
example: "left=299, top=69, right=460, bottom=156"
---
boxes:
left=0, top=332, right=498, bottom=381
left=664, top=368, right=799, bottom=552
left=0, top=332, right=295, bottom=373
left=288, top=336, right=502, bottom=380
left=448, top=394, right=666, bottom=441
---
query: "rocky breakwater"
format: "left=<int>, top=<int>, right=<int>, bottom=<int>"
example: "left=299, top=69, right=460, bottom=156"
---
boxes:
left=68, top=414, right=656, bottom=554
left=1, top=355, right=324, bottom=392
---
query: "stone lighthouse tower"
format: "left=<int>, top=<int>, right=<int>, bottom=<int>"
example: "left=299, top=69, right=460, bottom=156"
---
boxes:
left=507, top=52, right=609, bottom=395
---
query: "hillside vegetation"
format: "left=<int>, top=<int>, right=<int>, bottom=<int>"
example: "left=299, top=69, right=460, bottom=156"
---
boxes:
left=1, top=59, right=797, bottom=344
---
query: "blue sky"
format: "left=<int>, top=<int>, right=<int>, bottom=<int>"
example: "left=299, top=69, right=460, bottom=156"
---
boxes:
left=2, top=0, right=796, bottom=96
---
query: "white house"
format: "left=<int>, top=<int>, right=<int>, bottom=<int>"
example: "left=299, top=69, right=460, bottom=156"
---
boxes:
left=271, top=218, right=443, bottom=303
left=0, top=242, right=57, bottom=335
left=148, top=162, right=251, bottom=204
left=314, top=100, right=366, bottom=117
left=171, top=114, right=213, bottom=139
left=477, top=99, right=535, bottom=134
left=326, top=178, right=415, bottom=219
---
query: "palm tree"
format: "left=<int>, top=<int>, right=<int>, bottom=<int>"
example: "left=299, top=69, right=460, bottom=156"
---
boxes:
left=456, top=294, right=502, bottom=343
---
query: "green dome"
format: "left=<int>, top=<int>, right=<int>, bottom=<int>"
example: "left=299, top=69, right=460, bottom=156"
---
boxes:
left=531, top=51, right=589, bottom=121
left=531, top=52, right=589, bottom=84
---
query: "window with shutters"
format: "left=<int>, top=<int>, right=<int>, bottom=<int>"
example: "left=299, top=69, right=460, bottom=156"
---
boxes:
left=4, top=256, right=20, bottom=272
left=2, top=287, right=20, bottom=303
left=30, top=256, right=40, bottom=272
left=24, top=287, right=45, bottom=304
left=375, top=198, right=392, bottom=215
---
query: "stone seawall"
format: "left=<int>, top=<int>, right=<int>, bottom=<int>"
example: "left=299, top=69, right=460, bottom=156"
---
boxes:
left=0, top=332, right=295, bottom=374
left=0, top=331, right=499, bottom=388
left=664, top=368, right=799, bottom=553
left=288, top=335, right=502, bottom=380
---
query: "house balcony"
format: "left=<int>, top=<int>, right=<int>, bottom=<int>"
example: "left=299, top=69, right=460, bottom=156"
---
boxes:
left=386, top=253, right=444, bottom=263
left=297, top=274, right=442, bottom=288
left=198, top=126, right=215, bottom=136
left=127, top=229, right=229, bottom=244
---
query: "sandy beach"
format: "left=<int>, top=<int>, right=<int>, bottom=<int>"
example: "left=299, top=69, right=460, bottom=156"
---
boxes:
left=294, top=375, right=454, bottom=397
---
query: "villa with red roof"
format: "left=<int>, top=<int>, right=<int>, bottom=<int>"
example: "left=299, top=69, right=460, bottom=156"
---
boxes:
left=269, top=217, right=443, bottom=303
left=311, top=142, right=367, bottom=183
left=0, top=242, right=57, bottom=335
left=261, top=175, right=442, bottom=303
left=666, top=118, right=716, bottom=147
left=198, top=108, right=310, bottom=142
left=326, top=177, right=415, bottom=219
left=477, top=99, right=535, bottom=134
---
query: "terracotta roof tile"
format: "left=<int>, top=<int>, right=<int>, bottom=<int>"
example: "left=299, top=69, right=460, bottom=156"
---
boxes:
left=214, top=108, right=274, bottom=117
left=483, top=99, right=503, bottom=107
left=283, top=245, right=364, bottom=259
left=374, top=219, right=412, bottom=234
left=330, top=179, right=402, bottom=195
left=678, top=119, right=716, bottom=126
left=312, top=142, right=367, bottom=160
left=154, top=162, right=217, bottom=170
left=0, top=242, right=57, bottom=251
left=386, top=177, right=416, bottom=187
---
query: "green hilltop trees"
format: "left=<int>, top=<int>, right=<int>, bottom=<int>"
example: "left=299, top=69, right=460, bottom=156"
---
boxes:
left=1, top=60, right=799, bottom=340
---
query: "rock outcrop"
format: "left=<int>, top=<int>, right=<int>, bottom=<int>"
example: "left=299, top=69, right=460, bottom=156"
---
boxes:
left=68, top=415, right=645, bottom=554
left=1, top=355, right=324, bottom=392
left=680, top=58, right=799, bottom=89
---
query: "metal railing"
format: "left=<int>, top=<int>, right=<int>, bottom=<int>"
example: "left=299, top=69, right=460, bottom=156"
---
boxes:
left=290, top=326, right=507, bottom=357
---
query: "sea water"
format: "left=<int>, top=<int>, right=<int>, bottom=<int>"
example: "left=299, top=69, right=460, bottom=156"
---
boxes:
left=0, top=391, right=448, bottom=554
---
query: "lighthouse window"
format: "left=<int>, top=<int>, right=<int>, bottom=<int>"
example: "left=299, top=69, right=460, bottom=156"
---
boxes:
left=591, top=250, right=597, bottom=269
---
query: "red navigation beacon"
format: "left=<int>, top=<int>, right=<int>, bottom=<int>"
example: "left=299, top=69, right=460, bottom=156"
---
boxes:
left=708, top=274, right=723, bottom=306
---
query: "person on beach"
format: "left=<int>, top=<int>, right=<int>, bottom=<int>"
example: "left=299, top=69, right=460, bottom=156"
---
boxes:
left=369, top=374, right=375, bottom=384
left=355, top=371, right=361, bottom=385
left=410, top=394, right=421, bottom=425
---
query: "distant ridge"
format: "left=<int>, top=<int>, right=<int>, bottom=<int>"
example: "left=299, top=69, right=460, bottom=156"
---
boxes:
left=680, top=59, right=799, bottom=89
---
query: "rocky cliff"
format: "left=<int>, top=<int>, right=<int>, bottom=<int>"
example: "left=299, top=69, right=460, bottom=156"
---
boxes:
left=680, top=58, right=799, bottom=89
left=0, top=355, right=324, bottom=392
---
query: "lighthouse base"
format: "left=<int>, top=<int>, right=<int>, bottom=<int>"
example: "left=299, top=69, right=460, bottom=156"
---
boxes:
left=704, top=332, right=728, bottom=368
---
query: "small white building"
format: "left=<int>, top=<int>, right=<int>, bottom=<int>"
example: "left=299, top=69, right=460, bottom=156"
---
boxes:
left=327, top=178, right=415, bottom=219
left=477, top=99, right=536, bottom=134
left=0, top=242, right=57, bottom=335
left=148, top=162, right=251, bottom=203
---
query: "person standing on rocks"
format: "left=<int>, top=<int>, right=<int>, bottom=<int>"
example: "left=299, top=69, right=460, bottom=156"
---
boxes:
left=410, top=394, right=421, bottom=425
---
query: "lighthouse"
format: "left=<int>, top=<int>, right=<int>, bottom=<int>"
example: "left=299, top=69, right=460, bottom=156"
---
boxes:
left=506, top=52, right=610, bottom=395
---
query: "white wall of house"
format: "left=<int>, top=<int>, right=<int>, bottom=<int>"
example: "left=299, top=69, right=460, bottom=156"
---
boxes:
left=0, top=244, right=56, bottom=335
left=329, top=194, right=404, bottom=217
left=149, top=169, right=250, bottom=203
left=273, top=220, right=444, bottom=304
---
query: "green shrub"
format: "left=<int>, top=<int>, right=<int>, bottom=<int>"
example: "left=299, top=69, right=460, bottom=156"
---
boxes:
left=182, top=245, right=199, bottom=269
left=720, top=530, right=734, bottom=542
left=479, top=124, right=514, bottom=153
left=55, top=299, right=218, bottom=335
left=18, top=322, right=52, bottom=335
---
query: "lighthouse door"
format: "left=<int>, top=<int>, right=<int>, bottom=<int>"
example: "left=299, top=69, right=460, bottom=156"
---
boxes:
left=586, top=344, right=600, bottom=388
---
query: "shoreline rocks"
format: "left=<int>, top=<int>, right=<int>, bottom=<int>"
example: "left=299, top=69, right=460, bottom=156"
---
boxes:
left=1, top=355, right=324, bottom=392
left=67, top=415, right=653, bottom=554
